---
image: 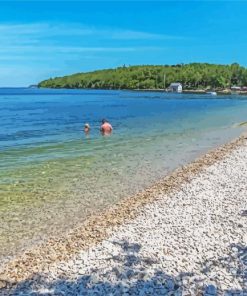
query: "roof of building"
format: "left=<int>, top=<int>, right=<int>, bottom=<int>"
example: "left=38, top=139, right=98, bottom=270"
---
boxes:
left=170, top=83, right=182, bottom=87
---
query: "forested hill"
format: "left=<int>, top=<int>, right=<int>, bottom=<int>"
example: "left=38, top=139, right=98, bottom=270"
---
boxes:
left=38, top=63, right=247, bottom=90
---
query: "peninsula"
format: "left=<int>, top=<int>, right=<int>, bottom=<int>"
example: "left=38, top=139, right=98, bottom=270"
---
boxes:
left=38, top=63, right=247, bottom=91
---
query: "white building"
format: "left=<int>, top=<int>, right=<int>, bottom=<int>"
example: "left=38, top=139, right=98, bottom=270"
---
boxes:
left=169, top=83, right=183, bottom=93
left=231, top=86, right=241, bottom=91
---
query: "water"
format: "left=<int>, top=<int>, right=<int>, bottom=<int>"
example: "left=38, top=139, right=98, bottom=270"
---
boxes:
left=1, top=88, right=247, bottom=262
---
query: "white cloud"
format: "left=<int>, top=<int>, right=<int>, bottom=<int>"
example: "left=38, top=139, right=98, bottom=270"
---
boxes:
left=0, top=22, right=172, bottom=85
left=109, top=30, right=184, bottom=40
left=0, top=44, right=165, bottom=65
left=0, top=22, right=179, bottom=59
left=0, top=22, right=184, bottom=41
left=0, top=45, right=143, bottom=54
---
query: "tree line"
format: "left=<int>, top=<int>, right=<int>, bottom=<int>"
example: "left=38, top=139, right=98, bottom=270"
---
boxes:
left=38, top=63, right=247, bottom=90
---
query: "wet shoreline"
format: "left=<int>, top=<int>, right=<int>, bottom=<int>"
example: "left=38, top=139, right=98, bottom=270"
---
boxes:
left=0, top=132, right=246, bottom=289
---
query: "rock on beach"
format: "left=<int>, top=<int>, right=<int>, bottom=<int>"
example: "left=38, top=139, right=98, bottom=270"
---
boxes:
left=1, top=137, right=247, bottom=295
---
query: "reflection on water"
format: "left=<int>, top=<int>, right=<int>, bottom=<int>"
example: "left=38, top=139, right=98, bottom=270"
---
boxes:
left=1, top=88, right=247, bottom=262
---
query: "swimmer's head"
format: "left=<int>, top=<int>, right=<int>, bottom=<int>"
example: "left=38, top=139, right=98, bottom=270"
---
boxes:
left=84, top=123, right=90, bottom=129
left=101, top=119, right=107, bottom=124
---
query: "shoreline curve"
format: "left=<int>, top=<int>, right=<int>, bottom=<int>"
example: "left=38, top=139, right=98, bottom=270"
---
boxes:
left=0, top=131, right=247, bottom=288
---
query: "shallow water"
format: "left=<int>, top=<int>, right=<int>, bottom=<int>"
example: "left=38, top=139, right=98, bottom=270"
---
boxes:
left=1, top=88, right=247, bottom=262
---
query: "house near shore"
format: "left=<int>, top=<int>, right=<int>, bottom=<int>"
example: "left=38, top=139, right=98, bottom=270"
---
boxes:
left=231, top=86, right=241, bottom=91
left=169, top=82, right=183, bottom=93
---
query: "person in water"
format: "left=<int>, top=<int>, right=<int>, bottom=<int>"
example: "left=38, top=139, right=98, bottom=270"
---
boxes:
left=100, top=119, right=113, bottom=135
left=84, top=123, right=90, bottom=134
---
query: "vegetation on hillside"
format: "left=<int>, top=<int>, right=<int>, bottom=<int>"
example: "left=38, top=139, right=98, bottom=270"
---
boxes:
left=38, top=63, right=247, bottom=90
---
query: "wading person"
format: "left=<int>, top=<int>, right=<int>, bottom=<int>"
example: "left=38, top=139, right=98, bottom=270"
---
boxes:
left=84, top=123, right=90, bottom=134
left=100, top=119, right=113, bottom=135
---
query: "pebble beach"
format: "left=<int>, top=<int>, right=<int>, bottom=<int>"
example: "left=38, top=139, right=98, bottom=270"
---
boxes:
left=0, top=134, right=247, bottom=295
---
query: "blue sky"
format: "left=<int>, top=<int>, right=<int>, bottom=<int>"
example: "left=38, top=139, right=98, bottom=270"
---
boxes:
left=0, top=1, right=246, bottom=86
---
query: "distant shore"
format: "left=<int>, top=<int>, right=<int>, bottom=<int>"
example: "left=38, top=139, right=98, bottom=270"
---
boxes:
left=37, top=85, right=247, bottom=95
left=38, top=63, right=247, bottom=92
left=129, top=88, right=247, bottom=95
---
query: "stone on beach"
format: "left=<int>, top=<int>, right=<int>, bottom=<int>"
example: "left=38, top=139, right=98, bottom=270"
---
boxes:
left=1, top=137, right=247, bottom=295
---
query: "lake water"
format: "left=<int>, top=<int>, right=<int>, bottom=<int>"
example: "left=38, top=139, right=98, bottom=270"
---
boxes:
left=1, top=88, right=247, bottom=262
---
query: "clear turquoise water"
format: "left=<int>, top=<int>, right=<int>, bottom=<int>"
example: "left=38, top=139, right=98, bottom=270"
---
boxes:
left=1, top=88, right=247, bottom=261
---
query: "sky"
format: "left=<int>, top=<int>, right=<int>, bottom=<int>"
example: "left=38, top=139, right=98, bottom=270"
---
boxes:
left=0, top=1, right=247, bottom=86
